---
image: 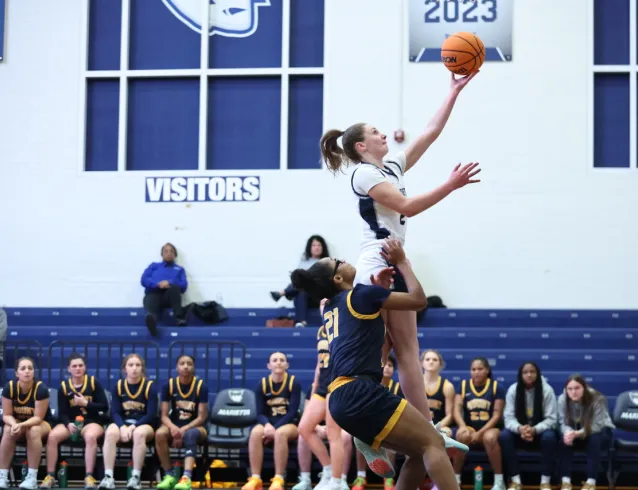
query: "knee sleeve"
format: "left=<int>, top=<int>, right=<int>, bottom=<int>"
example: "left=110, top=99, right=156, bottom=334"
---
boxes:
left=183, top=428, right=200, bottom=457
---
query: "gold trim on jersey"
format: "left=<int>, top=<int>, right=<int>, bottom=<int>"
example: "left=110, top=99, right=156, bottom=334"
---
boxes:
left=176, top=376, right=197, bottom=399
left=68, top=375, right=89, bottom=395
left=346, top=291, right=380, bottom=320
left=16, top=381, right=39, bottom=405
left=328, top=376, right=355, bottom=393
left=425, top=376, right=442, bottom=397
left=268, top=373, right=288, bottom=396
left=372, top=398, right=408, bottom=450
left=470, top=379, right=491, bottom=398
left=124, top=378, right=146, bottom=400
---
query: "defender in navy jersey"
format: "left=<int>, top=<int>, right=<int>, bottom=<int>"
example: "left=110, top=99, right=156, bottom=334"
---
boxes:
left=42, top=353, right=108, bottom=489
left=156, top=355, right=209, bottom=490
left=452, top=357, right=505, bottom=487
left=99, top=354, right=158, bottom=490
left=291, top=238, right=464, bottom=490
left=421, top=350, right=455, bottom=429
left=319, top=85, right=481, bottom=435
left=242, top=352, right=302, bottom=490
left=0, top=357, right=53, bottom=490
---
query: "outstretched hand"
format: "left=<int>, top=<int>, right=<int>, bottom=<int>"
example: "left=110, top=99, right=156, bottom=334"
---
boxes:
left=450, top=71, right=478, bottom=93
left=371, top=267, right=395, bottom=290
left=447, top=162, right=481, bottom=190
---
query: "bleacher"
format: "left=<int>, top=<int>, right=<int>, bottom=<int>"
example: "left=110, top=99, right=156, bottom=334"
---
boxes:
left=3, top=307, right=638, bottom=487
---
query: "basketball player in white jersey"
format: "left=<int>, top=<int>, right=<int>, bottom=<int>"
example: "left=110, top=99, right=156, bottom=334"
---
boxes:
left=319, top=72, right=479, bottom=469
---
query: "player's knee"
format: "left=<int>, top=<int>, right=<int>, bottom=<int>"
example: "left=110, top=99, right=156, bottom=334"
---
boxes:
left=155, top=428, right=169, bottom=442
left=456, top=429, right=472, bottom=444
left=483, top=430, right=500, bottom=447
left=274, top=429, right=290, bottom=444
left=183, top=428, right=200, bottom=457
left=250, top=425, right=264, bottom=440
left=26, top=425, right=41, bottom=440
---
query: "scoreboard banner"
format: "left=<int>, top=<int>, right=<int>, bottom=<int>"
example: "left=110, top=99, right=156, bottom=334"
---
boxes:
left=409, top=0, right=513, bottom=63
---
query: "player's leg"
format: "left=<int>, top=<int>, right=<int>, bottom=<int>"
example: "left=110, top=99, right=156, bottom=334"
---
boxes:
left=271, top=424, right=298, bottom=490
left=155, top=425, right=177, bottom=489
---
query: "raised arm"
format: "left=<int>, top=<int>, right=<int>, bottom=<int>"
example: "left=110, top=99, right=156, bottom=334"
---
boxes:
left=404, top=72, right=477, bottom=171
left=376, top=239, right=427, bottom=311
left=368, top=162, right=480, bottom=218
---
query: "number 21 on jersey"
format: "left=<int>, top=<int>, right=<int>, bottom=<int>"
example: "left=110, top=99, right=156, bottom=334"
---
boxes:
left=324, top=308, right=339, bottom=343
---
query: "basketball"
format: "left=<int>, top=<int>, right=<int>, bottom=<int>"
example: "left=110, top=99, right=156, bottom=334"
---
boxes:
left=441, top=32, right=485, bottom=75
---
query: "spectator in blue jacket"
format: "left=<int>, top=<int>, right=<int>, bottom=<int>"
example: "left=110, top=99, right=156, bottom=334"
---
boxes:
left=141, top=243, right=188, bottom=336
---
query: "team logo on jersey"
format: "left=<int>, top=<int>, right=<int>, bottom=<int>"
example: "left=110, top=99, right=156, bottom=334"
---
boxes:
left=629, top=391, right=638, bottom=406
left=162, top=0, right=271, bottom=38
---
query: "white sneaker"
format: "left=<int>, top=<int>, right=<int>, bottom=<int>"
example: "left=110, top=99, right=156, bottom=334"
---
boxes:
left=353, top=438, right=395, bottom=478
left=292, top=478, right=312, bottom=490
left=313, top=472, right=331, bottom=490
left=98, top=476, right=116, bottom=490
left=340, top=479, right=349, bottom=490
left=0, top=474, right=8, bottom=490
left=126, top=477, right=142, bottom=490
left=19, top=475, right=38, bottom=490
left=490, top=482, right=506, bottom=490
left=433, top=422, right=469, bottom=457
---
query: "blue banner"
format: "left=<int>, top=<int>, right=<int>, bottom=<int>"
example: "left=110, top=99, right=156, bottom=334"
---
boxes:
left=0, top=0, right=5, bottom=62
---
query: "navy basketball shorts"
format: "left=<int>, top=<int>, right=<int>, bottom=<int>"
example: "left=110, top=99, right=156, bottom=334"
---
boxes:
left=329, top=376, right=407, bottom=450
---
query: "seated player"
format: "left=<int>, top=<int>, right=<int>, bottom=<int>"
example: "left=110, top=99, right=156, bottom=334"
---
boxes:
left=156, top=355, right=209, bottom=490
left=452, top=357, right=505, bottom=490
left=242, top=352, right=302, bottom=490
left=290, top=238, right=466, bottom=490
left=98, top=353, right=158, bottom=490
left=42, top=353, right=108, bottom=489
left=0, top=357, right=54, bottom=490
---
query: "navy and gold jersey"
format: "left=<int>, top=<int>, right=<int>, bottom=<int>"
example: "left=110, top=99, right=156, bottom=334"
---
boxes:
left=2, top=380, right=53, bottom=424
left=325, top=284, right=391, bottom=391
left=384, top=379, right=404, bottom=398
left=255, top=373, right=302, bottom=427
left=59, top=375, right=108, bottom=425
left=161, top=376, right=209, bottom=427
left=115, top=378, right=157, bottom=426
left=426, top=376, right=451, bottom=424
left=316, top=325, right=331, bottom=396
left=460, top=379, right=505, bottom=430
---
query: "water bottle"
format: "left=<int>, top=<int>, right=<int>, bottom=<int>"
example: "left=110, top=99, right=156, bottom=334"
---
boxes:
left=20, top=461, right=28, bottom=481
left=473, top=466, right=483, bottom=490
left=58, top=461, right=68, bottom=488
left=173, top=461, right=183, bottom=480
left=127, top=461, right=134, bottom=481
left=72, top=416, right=84, bottom=442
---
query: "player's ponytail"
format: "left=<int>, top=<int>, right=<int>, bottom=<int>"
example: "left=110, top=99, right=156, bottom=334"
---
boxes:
left=320, top=123, right=367, bottom=174
left=320, top=129, right=346, bottom=173
left=291, top=262, right=339, bottom=302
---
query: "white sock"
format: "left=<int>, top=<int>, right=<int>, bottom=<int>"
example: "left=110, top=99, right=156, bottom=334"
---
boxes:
left=562, top=477, right=571, bottom=484
left=341, top=474, right=347, bottom=481
left=300, top=472, right=311, bottom=481
left=586, top=479, right=596, bottom=485
left=28, top=469, right=38, bottom=478
left=323, top=466, right=332, bottom=478
left=511, top=475, right=521, bottom=484
left=541, top=475, right=551, bottom=484
left=357, top=471, right=366, bottom=478
left=105, top=470, right=114, bottom=478
left=0, top=470, right=8, bottom=479
left=132, top=470, right=141, bottom=479
left=252, top=474, right=261, bottom=480
left=494, top=475, right=504, bottom=484
left=455, top=474, right=461, bottom=484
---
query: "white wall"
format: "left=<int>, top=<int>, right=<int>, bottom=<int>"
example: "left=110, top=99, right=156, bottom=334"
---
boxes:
left=0, top=0, right=636, bottom=309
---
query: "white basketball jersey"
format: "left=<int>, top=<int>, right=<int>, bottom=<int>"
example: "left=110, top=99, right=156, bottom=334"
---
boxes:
left=351, top=151, right=408, bottom=255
